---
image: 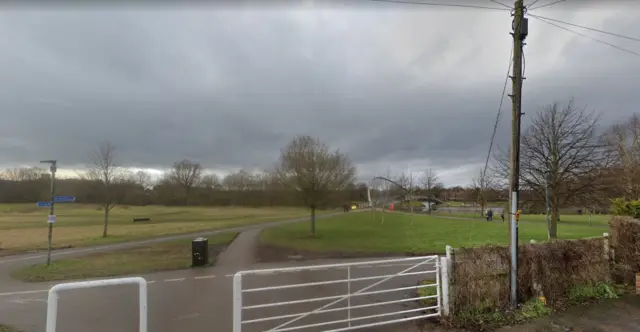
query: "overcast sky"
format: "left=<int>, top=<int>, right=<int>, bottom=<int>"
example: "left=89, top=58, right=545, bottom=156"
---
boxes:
left=0, top=1, right=637, bottom=186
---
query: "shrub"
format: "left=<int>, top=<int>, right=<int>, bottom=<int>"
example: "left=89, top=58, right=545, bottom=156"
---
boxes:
left=610, top=198, right=640, bottom=218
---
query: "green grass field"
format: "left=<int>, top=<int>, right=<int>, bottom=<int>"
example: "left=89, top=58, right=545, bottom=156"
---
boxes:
left=433, top=210, right=609, bottom=225
left=259, top=211, right=608, bottom=254
left=12, top=232, right=238, bottom=282
left=0, top=203, right=316, bottom=254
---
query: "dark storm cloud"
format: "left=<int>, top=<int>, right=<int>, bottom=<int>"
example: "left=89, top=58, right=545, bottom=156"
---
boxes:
left=0, top=3, right=638, bottom=185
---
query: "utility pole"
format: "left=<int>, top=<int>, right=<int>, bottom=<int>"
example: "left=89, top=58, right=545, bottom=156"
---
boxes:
left=546, top=172, right=550, bottom=240
left=508, top=0, right=527, bottom=309
left=41, top=160, right=57, bottom=266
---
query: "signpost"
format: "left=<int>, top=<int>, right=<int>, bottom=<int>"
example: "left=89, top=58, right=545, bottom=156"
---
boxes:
left=39, top=160, right=59, bottom=266
left=37, top=197, right=75, bottom=208
left=37, top=201, right=52, bottom=208
left=54, top=196, right=76, bottom=203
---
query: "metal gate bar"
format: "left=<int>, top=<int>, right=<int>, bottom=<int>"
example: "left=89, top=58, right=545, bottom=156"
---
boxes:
left=233, top=256, right=440, bottom=332
left=45, top=277, right=148, bottom=332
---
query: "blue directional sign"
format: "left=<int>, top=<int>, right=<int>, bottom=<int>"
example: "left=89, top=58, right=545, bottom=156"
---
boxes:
left=37, top=201, right=52, bottom=208
left=54, top=196, right=76, bottom=203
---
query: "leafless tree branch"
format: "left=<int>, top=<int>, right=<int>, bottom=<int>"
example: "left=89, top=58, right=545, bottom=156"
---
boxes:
left=275, top=135, right=356, bottom=235
left=85, top=142, right=123, bottom=237
left=492, top=99, right=609, bottom=237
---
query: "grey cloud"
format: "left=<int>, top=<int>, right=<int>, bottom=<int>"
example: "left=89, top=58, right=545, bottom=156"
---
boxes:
left=0, top=4, right=638, bottom=186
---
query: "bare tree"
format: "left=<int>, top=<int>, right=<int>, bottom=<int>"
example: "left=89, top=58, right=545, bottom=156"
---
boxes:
left=603, top=113, right=640, bottom=200
left=168, top=159, right=203, bottom=204
left=2, top=167, right=47, bottom=181
left=275, top=135, right=356, bottom=236
left=223, top=169, right=256, bottom=191
left=402, top=172, right=419, bottom=214
left=200, top=174, right=221, bottom=189
left=472, top=168, right=493, bottom=216
left=86, top=142, right=122, bottom=238
left=131, top=170, right=153, bottom=189
left=421, top=168, right=439, bottom=213
left=492, top=99, right=609, bottom=238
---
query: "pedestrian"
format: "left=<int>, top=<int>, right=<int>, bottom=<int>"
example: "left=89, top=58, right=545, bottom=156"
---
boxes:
left=487, top=209, right=493, bottom=221
left=500, top=210, right=505, bottom=222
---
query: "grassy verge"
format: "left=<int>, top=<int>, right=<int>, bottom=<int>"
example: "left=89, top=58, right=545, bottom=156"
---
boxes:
left=0, top=204, right=325, bottom=254
left=11, top=232, right=238, bottom=282
left=448, top=283, right=619, bottom=331
left=417, top=280, right=438, bottom=307
left=259, top=212, right=606, bottom=254
left=0, top=325, right=20, bottom=332
left=452, top=298, right=551, bottom=331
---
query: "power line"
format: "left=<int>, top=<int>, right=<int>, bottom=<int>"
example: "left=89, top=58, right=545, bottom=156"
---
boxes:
left=368, top=0, right=511, bottom=11
left=527, top=0, right=541, bottom=7
left=488, top=0, right=512, bottom=9
left=531, top=15, right=640, bottom=58
left=529, top=0, right=566, bottom=11
left=482, top=46, right=513, bottom=182
left=529, top=14, right=640, bottom=42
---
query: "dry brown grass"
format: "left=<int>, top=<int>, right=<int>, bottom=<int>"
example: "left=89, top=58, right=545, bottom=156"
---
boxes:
left=610, top=216, right=640, bottom=285
left=451, top=236, right=609, bottom=313
left=12, top=232, right=239, bottom=282
left=0, top=204, right=316, bottom=253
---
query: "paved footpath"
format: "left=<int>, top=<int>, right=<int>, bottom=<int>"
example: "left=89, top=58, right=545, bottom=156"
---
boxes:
left=0, top=258, right=436, bottom=331
left=0, top=211, right=436, bottom=332
left=0, top=212, right=345, bottom=269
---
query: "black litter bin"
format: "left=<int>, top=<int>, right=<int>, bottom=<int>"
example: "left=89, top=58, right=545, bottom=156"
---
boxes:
left=192, top=237, right=209, bottom=267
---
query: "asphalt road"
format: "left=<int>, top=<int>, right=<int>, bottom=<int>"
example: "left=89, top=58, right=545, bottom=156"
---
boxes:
left=0, top=210, right=439, bottom=332
left=0, top=258, right=438, bottom=332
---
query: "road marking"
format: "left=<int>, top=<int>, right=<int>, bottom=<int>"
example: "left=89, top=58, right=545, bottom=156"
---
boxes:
left=176, top=313, right=200, bottom=320
left=194, top=275, right=216, bottom=280
left=147, top=280, right=156, bottom=284
left=164, top=278, right=185, bottom=282
left=0, top=289, right=49, bottom=297
left=9, top=298, right=47, bottom=304
left=225, top=274, right=234, bottom=277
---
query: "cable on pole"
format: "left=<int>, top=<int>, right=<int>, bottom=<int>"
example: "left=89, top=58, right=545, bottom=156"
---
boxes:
left=527, top=0, right=541, bottom=7
left=529, top=13, right=640, bottom=42
left=529, top=0, right=566, bottom=11
left=489, top=0, right=513, bottom=10
left=531, top=15, right=640, bottom=58
left=482, top=46, right=514, bottom=183
left=368, top=0, right=512, bottom=11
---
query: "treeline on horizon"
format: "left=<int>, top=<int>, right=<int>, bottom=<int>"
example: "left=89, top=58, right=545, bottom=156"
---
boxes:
left=0, top=166, right=502, bottom=208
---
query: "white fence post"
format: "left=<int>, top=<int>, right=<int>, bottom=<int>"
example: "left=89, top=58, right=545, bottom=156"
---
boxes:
left=435, top=257, right=441, bottom=316
left=603, top=232, right=612, bottom=283
left=139, top=278, right=148, bottom=332
left=440, top=257, right=450, bottom=316
left=233, top=273, right=243, bottom=332
left=603, top=232, right=610, bottom=261
left=347, top=266, right=352, bottom=328
left=445, top=245, right=453, bottom=276
left=45, top=277, right=147, bottom=332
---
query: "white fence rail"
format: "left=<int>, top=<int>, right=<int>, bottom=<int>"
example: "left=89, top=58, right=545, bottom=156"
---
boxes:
left=45, top=277, right=148, bottom=332
left=233, top=256, right=442, bottom=332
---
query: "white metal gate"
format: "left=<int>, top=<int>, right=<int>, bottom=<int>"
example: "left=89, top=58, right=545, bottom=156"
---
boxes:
left=233, top=256, right=442, bottom=332
left=45, top=277, right=148, bottom=332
